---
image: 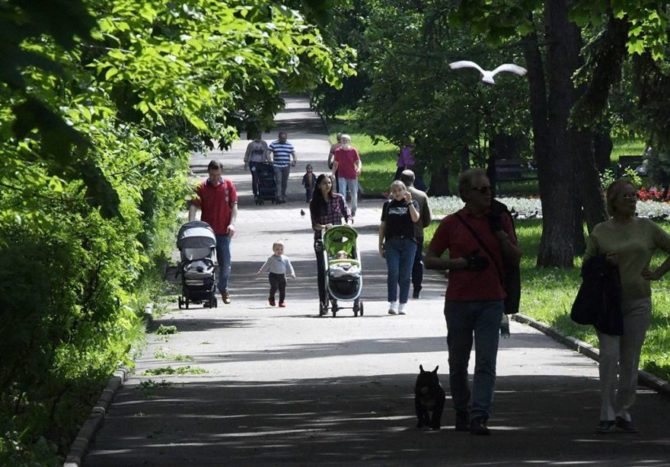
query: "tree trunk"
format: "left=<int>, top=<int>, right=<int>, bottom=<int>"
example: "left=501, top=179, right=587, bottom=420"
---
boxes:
left=593, top=131, right=613, bottom=171
left=429, top=163, right=451, bottom=196
left=574, top=130, right=608, bottom=231
left=523, top=4, right=576, bottom=268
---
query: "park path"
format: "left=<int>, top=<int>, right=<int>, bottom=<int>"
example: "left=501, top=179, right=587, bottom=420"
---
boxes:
left=83, top=96, right=670, bottom=466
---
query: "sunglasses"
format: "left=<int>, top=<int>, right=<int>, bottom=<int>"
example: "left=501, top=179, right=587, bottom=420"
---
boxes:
left=471, top=186, right=492, bottom=194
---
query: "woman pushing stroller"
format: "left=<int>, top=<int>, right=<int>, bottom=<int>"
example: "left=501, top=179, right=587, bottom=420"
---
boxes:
left=309, top=174, right=352, bottom=314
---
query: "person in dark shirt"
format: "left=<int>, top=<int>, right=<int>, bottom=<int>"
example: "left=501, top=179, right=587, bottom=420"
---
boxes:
left=378, top=180, right=420, bottom=315
left=310, top=174, right=351, bottom=312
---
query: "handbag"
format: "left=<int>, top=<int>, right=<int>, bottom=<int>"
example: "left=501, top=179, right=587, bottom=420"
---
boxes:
left=454, top=209, right=521, bottom=315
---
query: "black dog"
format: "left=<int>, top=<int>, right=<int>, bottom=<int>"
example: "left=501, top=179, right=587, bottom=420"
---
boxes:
left=415, top=365, right=446, bottom=430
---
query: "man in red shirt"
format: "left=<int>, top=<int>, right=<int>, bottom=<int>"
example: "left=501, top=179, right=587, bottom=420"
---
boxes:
left=189, top=160, right=238, bottom=304
left=425, top=168, right=521, bottom=435
left=332, top=134, right=362, bottom=218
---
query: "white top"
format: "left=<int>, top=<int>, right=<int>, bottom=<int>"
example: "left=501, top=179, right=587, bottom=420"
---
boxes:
left=259, top=254, right=295, bottom=276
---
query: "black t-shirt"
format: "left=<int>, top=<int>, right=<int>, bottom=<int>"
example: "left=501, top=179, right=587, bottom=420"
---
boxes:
left=381, top=199, right=419, bottom=241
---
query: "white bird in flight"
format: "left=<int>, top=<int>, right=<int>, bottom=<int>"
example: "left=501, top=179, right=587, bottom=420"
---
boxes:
left=449, top=60, right=527, bottom=84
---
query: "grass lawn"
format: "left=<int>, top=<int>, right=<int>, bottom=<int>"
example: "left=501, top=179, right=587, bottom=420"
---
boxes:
left=423, top=218, right=670, bottom=382
left=611, top=139, right=646, bottom=160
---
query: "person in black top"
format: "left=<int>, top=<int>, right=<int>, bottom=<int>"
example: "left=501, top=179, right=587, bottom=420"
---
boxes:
left=310, top=174, right=351, bottom=313
left=379, top=180, right=420, bottom=315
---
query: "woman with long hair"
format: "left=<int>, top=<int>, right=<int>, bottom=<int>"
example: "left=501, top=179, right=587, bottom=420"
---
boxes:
left=310, top=174, right=351, bottom=314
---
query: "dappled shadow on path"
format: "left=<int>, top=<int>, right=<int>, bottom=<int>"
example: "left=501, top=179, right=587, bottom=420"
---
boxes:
left=84, top=373, right=670, bottom=467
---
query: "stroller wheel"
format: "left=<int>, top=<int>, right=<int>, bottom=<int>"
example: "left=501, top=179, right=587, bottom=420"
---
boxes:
left=212, top=297, right=218, bottom=308
left=178, top=296, right=183, bottom=309
left=359, top=301, right=364, bottom=316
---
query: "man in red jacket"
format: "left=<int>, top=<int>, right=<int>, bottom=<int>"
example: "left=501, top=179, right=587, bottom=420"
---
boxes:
left=189, top=160, right=238, bottom=304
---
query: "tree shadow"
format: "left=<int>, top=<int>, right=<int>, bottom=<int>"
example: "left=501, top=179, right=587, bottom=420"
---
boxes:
left=84, top=373, right=670, bottom=467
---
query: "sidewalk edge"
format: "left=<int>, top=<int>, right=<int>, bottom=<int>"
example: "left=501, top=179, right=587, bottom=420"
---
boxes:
left=63, top=367, right=129, bottom=467
left=512, top=313, right=670, bottom=396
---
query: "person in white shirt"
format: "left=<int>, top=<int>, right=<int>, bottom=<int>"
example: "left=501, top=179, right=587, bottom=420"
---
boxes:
left=257, top=241, right=296, bottom=307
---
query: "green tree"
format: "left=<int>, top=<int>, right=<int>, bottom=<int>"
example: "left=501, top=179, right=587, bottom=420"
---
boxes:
left=355, top=1, right=530, bottom=195
left=0, top=0, right=347, bottom=461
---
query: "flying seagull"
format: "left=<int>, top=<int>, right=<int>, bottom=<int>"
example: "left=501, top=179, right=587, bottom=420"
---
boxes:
left=448, top=61, right=527, bottom=84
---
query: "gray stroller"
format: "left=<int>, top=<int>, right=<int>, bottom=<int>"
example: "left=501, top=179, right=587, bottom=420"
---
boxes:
left=177, top=221, right=218, bottom=309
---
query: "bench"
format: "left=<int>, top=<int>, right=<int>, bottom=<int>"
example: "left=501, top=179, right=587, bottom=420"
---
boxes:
left=617, top=155, right=645, bottom=176
left=493, top=159, right=538, bottom=189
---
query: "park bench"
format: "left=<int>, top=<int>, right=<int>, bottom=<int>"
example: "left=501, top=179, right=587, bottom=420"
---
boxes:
left=493, top=158, right=538, bottom=190
left=617, top=155, right=645, bottom=176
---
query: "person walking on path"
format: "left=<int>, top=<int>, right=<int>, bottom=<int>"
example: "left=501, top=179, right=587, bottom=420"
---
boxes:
left=328, top=133, right=343, bottom=192
left=257, top=240, right=296, bottom=308
left=302, top=164, right=317, bottom=203
left=243, top=133, right=270, bottom=198
left=424, top=168, right=521, bottom=435
left=189, top=160, right=238, bottom=305
left=379, top=180, right=420, bottom=316
left=310, top=174, right=351, bottom=313
left=331, top=134, right=361, bottom=218
left=269, top=131, right=297, bottom=203
left=393, top=139, right=415, bottom=181
left=584, top=179, right=670, bottom=434
left=400, top=169, right=432, bottom=299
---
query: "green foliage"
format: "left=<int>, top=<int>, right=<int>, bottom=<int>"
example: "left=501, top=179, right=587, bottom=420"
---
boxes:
left=144, top=366, right=207, bottom=376
left=353, top=1, right=529, bottom=176
left=600, top=167, right=642, bottom=190
left=155, top=325, right=178, bottom=336
left=425, top=218, right=670, bottom=381
left=1, top=0, right=344, bottom=461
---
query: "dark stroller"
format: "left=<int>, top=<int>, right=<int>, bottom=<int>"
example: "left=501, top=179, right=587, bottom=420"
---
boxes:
left=319, top=225, right=364, bottom=317
left=253, top=162, right=277, bottom=205
left=176, top=221, right=218, bottom=309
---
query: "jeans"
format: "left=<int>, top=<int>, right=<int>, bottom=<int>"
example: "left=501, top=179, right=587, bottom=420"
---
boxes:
left=269, top=272, right=287, bottom=302
left=249, top=161, right=261, bottom=197
left=215, top=234, right=232, bottom=293
left=598, top=297, right=651, bottom=422
left=338, top=177, right=358, bottom=216
left=444, top=300, right=504, bottom=421
left=314, top=239, right=327, bottom=304
left=305, top=187, right=314, bottom=203
left=384, top=238, right=417, bottom=304
left=274, top=165, right=290, bottom=201
left=412, top=235, right=424, bottom=291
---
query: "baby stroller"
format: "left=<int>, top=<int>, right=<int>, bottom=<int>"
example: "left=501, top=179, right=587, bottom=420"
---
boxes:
left=253, top=162, right=277, bottom=205
left=320, top=224, right=364, bottom=317
left=176, top=221, right=218, bottom=309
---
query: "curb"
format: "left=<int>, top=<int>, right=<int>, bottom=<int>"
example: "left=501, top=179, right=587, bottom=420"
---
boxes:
left=511, top=313, right=670, bottom=396
left=63, top=367, right=129, bottom=467
left=64, top=305, right=152, bottom=466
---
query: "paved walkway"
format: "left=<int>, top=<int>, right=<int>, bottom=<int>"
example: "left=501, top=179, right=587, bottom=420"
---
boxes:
left=84, top=97, right=670, bottom=466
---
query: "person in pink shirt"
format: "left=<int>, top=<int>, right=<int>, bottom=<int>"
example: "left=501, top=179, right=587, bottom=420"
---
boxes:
left=394, top=139, right=416, bottom=181
left=332, top=134, right=362, bottom=217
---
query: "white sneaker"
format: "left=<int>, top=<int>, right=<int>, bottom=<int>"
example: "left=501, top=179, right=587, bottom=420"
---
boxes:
left=388, top=301, right=398, bottom=315
left=398, top=303, right=407, bottom=315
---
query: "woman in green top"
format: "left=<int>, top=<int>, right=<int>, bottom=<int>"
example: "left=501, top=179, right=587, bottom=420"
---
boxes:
left=585, top=179, right=670, bottom=434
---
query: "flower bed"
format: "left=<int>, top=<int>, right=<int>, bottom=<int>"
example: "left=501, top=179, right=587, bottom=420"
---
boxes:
left=429, top=196, right=670, bottom=220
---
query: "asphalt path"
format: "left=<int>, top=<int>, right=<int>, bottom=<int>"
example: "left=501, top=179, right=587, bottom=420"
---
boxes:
left=84, top=96, right=670, bottom=467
